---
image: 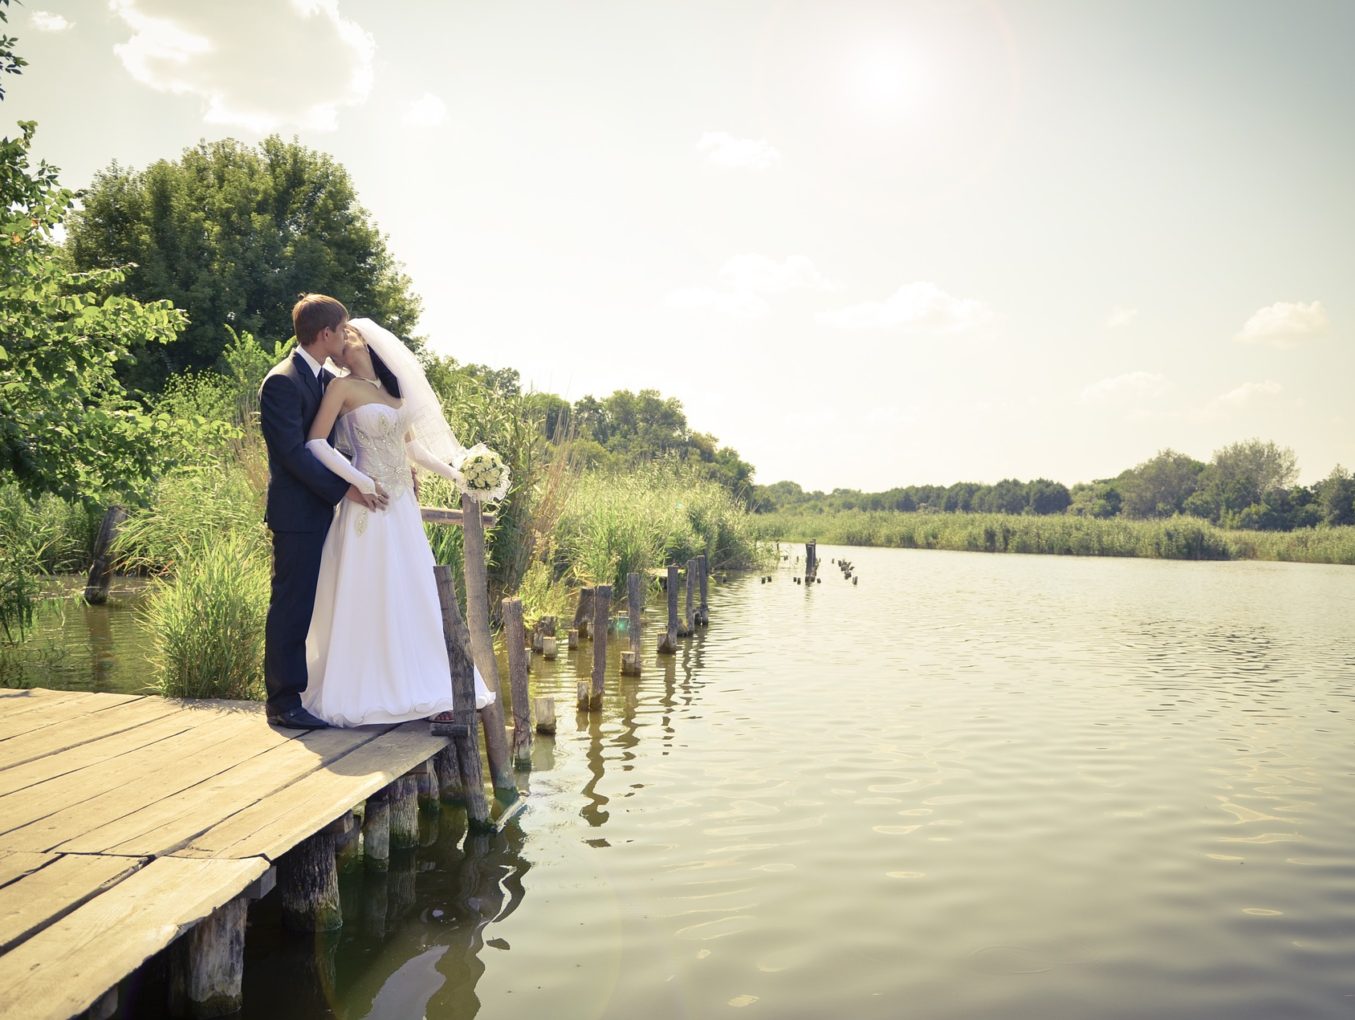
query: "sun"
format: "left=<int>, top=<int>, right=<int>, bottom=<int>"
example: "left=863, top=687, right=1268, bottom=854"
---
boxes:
left=845, top=41, right=931, bottom=119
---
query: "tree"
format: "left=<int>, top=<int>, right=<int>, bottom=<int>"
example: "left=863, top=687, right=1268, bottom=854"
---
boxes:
left=1120, top=449, right=1205, bottom=518
left=1202, top=439, right=1299, bottom=520
left=64, top=136, right=422, bottom=391
left=1317, top=466, right=1355, bottom=527
left=1027, top=478, right=1071, bottom=515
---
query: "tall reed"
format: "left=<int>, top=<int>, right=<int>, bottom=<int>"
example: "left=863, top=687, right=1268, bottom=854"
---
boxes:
left=757, top=510, right=1355, bottom=565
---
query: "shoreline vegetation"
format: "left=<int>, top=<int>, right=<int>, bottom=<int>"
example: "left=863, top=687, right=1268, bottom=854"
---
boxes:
left=756, top=509, right=1355, bottom=566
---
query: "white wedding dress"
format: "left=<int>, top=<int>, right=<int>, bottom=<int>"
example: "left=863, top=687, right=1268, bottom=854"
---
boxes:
left=303, top=402, right=494, bottom=726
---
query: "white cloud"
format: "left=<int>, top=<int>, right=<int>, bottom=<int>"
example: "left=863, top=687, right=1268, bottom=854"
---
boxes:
left=403, top=92, right=447, bottom=127
left=718, top=254, right=836, bottom=296
left=1079, top=370, right=1168, bottom=405
left=664, top=286, right=769, bottom=320
left=30, top=11, right=73, bottom=32
left=1234, top=300, right=1328, bottom=349
left=818, top=281, right=992, bottom=332
left=1192, top=380, right=1283, bottom=421
left=1106, top=305, right=1138, bottom=329
left=110, top=0, right=375, bottom=133
left=696, top=131, right=782, bottom=171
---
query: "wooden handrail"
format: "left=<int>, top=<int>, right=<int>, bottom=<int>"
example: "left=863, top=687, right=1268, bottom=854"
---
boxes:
left=419, top=507, right=496, bottom=527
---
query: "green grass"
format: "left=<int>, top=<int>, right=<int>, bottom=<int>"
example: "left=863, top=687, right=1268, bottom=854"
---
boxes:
left=756, top=510, right=1355, bottom=565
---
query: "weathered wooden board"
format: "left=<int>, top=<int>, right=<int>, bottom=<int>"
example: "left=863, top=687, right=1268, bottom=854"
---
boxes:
left=177, top=723, right=447, bottom=861
left=62, top=726, right=384, bottom=857
left=0, top=851, right=58, bottom=890
left=0, top=692, right=147, bottom=742
left=0, top=853, right=146, bottom=952
left=0, top=695, right=186, bottom=771
left=0, top=711, right=267, bottom=850
left=0, top=855, right=268, bottom=1020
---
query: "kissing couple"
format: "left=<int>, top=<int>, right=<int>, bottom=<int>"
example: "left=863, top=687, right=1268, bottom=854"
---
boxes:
left=258, top=294, right=502, bottom=730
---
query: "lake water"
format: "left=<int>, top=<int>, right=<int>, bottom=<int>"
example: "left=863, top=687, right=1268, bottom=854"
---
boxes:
left=14, top=546, right=1355, bottom=1019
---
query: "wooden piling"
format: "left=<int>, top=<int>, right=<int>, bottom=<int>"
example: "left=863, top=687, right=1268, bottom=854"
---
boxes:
left=573, top=586, right=595, bottom=640
left=567, top=628, right=578, bottom=650
left=576, top=679, right=591, bottom=711
left=362, top=785, right=391, bottom=873
left=458, top=494, right=517, bottom=802
left=658, top=564, right=679, bottom=654
left=167, top=896, right=248, bottom=1018
left=682, top=558, right=697, bottom=636
left=434, top=565, right=493, bottom=831
left=620, top=650, right=639, bottom=676
left=332, top=810, right=360, bottom=873
left=501, top=597, right=533, bottom=769
left=534, top=696, right=556, bottom=735
left=697, top=553, right=709, bottom=626
left=590, top=584, right=611, bottom=709
left=626, top=571, right=644, bottom=672
left=414, top=760, right=438, bottom=813
left=805, top=539, right=818, bottom=582
left=279, top=830, right=341, bottom=931
left=542, top=635, right=558, bottom=659
left=83, top=505, right=126, bottom=606
left=390, top=775, right=419, bottom=849
left=434, top=745, right=464, bottom=804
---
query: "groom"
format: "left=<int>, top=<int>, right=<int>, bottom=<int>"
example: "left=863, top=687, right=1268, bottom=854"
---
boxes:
left=259, top=293, right=386, bottom=729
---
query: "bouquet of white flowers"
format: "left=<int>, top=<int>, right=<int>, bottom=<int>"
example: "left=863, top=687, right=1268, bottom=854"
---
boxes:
left=454, top=444, right=510, bottom=502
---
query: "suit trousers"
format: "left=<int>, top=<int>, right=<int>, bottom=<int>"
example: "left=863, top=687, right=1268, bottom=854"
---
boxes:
left=263, top=528, right=330, bottom=712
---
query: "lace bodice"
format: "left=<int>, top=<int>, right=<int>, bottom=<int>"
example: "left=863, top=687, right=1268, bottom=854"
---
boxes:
left=342, top=403, right=410, bottom=500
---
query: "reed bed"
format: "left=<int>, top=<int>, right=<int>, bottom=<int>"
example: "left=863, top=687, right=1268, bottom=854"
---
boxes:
left=757, top=510, right=1355, bottom=565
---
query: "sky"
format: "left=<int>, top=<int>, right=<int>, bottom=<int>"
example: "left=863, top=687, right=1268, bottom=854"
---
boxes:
left=10, top=0, right=1353, bottom=490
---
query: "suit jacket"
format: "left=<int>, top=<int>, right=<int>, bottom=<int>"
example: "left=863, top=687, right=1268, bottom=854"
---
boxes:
left=259, top=351, right=350, bottom=532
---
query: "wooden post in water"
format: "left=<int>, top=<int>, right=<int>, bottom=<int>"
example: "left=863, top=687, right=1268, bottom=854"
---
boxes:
left=502, top=597, right=533, bottom=769
left=434, top=565, right=492, bottom=831
left=414, top=760, right=438, bottom=813
left=459, top=494, right=517, bottom=802
left=658, top=564, right=679, bottom=654
left=534, top=696, right=556, bottom=734
left=279, top=829, right=342, bottom=931
left=590, top=584, right=611, bottom=709
left=362, top=786, right=390, bottom=873
left=567, top=628, right=578, bottom=650
left=623, top=571, right=644, bottom=676
left=542, top=636, right=558, bottom=660
left=697, top=553, right=709, bottom=626
left=576, top=679, right=591, bottom=711
left=168, top=895, right=250, bottom=1017
left=682, top=558, right=697, bottom=636
left=434, top=745, right=464, bottom=804
left=390, top=774, right=420, bottom=849
left=805, top=540, right=817, bottom=582
left=83, top=505, right=126, bottom=605
left=573, top=586, right=595, bottom=640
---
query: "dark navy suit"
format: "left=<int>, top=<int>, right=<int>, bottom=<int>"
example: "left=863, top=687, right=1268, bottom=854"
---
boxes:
left=259, top=350, right=350, bottom=713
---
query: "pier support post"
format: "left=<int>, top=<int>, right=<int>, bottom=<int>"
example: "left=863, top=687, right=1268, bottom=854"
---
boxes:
left=362, top=786, right=391, bottom=873
left=573, top=586, right=595, bottom=640
left=658, top=564, right=679, bottom=654
left=333, top=810, right=361, bottom=873
left=534, top=696, right=556, bottom=734
left=590, top=584, right=611, bottom=710
left=434, top=745, right=464, bottom=804
left=502, top=597, right=533, bottom=768
left=682, top=558, right=697, bottom=636
left=390, top=774, right=420, bottom=849
left=167, top=897, right=248, bottom=1018
left=279, top=830, right=342, bottom=931
left=697, top=554, right=709, bottom=626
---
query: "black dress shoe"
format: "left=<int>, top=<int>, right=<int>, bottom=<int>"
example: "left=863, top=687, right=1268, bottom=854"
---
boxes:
left=266, top=706, right=331, bottom=730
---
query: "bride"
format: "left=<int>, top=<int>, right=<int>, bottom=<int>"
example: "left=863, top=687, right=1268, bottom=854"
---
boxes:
left=300, top=318, right=496, bottom=726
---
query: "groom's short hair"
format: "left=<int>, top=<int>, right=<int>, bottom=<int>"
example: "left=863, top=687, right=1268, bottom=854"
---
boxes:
left=293, top=294, right=348, bottom=348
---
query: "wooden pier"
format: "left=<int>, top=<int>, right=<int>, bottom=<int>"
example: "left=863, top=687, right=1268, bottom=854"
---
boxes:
left=0, top=687, right=450, bottom=1020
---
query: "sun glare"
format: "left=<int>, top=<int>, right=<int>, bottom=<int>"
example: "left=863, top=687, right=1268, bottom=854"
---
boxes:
left=845, top=41, right=930, bottom=118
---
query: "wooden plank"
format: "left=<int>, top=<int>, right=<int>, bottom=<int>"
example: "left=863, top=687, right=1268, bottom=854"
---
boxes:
left=419, top=507, right=496, bottom=527
left=0, top=710, right=223, bottom=799
left=0, top=696, right=187, bottom=771
left=0, top=851, right=58, bottom=890
left=0, top=711, right=271, bottom=851
left=0, top=855, right=267, bottom=1020
left=177, top=723, right=448, bottom=861
left=0, top=692, right=146, bottom=742
left=0, top=690, right=94, bottom=726
left=61, top=726, right=383, bottom=857
left=0, top=853, right=146, bottom=952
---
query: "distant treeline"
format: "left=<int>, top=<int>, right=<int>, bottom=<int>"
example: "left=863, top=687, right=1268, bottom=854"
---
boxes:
left=754, top=440, right=1355, bottom=533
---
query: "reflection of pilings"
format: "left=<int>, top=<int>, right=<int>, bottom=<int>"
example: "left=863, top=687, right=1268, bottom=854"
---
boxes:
left=579, top=709, right=609, bottom=828
left=387, top=848, right=417, bottom=926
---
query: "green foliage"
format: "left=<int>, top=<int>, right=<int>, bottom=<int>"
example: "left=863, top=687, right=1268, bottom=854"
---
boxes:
left=63, top=136, right=423, bottom=392
left=0, top=1, right=25, bottom=99
left=1118, top=449, right=1205, bottom=518
left=758, top=510, right=1355, bottom=565
left=554, top=464, right=766, bottom=592
left=142, top=529, right=270, bottom=699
